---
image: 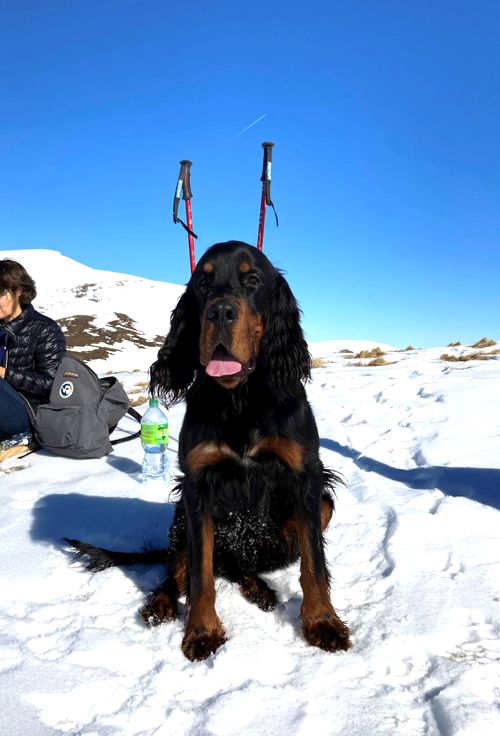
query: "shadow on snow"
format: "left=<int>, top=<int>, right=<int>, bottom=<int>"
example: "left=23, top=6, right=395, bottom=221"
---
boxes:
left=30, top=492, right=176, bottom=588
left=320, top=438, right=500, bottom=512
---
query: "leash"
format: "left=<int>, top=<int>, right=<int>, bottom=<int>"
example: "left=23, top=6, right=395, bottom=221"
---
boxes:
left=173, top=159, right=198, bottom=274
left=257, top=142, right=279, bottom=251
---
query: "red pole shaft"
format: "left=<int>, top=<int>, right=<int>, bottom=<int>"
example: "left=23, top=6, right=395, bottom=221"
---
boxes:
left=256, top=188, right=266, bottom=251
left=185, top=199, right=196, bottom=273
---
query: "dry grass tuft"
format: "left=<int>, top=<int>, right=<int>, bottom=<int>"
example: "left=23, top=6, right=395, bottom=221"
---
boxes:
left=441, top=351, right=497, bottom=362
left=471, top=337, right=497, bottom=348
left=350, top=346, right=396, bottom=366
left=127, top=381, right=150, bottom=407
left=129, top=394, right=148, bottom=407
left=355, top=347, right=385, bottom=359
left=311, top=357, right=327, bottom=369
left=353, top=357, right=395, bottom=367
left=367, top=357, right=395, bottom=366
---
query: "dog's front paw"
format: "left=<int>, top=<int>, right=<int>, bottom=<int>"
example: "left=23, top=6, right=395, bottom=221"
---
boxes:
left=182, top=624, right=227, bottom=661
left=302, top=613, right=351, bottom=652
left=140, top=592, right=178, bottom=626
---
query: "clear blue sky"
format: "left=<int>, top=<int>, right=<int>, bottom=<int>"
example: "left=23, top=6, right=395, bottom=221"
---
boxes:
left=1, top=0, right=499, bottom=347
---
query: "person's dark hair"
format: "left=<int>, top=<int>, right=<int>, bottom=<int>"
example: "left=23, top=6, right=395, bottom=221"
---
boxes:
left=0, top=259, right=37, bottom=305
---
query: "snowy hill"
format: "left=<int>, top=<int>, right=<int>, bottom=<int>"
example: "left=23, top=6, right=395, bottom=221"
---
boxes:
left=0, top=249, right=185, bottom=372
left=1, top=249, right=499, bottom=735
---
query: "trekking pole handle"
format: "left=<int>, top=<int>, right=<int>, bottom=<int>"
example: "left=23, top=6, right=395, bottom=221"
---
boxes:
left=260, top=142, right=274, bottom=182
left=180, top=160, right=193, bottom=200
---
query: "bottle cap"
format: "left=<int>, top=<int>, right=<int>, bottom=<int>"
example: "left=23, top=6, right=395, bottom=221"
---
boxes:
left=149, top=398, right=159, bottom=408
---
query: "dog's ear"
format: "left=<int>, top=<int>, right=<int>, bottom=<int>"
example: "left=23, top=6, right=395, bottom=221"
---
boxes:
left=260, top=272, right=311, bottom=391
left=149, top=287, right=200, bottom=406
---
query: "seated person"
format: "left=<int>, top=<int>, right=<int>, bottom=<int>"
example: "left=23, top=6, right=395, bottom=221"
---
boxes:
left=0, top=259, right=66, bottom=441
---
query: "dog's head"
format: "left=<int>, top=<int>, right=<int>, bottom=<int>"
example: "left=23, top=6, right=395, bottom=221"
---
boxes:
left=150, top=241, right=310, bottom=404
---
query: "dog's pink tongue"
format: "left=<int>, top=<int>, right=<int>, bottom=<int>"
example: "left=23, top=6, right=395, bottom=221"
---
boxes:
left=206, top=351, right=242, bottom=377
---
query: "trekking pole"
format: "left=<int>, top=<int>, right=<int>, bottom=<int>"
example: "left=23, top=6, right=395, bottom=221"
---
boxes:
left=173, top=159, right=198, bottom=273
left=256, top=142, right=278, bottom=251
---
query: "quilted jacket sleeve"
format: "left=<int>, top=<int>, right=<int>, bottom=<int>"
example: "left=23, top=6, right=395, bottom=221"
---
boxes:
left=5, top=320, right=66, bottom=399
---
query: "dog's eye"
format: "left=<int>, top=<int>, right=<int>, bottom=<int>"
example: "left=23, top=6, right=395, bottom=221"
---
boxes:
left=244, top=273, right=261, bottom=289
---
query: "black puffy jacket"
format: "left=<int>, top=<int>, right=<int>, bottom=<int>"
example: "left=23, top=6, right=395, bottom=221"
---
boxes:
left=0, top=304, right=66, bottom=412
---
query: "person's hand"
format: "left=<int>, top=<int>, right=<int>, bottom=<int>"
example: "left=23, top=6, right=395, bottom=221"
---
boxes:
left=0, top=367, right=5, bottom=379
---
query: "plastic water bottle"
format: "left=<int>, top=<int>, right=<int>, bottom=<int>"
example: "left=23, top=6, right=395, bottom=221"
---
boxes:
left=141, top=399, right=169, bottom=486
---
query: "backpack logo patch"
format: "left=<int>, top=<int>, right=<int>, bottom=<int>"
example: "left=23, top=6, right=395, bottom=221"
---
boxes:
left=59, top=381, right=74, bottom=399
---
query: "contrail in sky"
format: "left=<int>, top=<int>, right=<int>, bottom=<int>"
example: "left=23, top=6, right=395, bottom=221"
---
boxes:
left=229, top=113, right=267, bottom=141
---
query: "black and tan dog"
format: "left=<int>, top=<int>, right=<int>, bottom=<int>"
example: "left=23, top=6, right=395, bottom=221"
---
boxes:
left=67, top=241, right=351, bottom=661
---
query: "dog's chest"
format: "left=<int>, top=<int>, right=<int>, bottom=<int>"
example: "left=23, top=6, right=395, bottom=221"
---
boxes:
left=214, top=509, right=282, bottom=564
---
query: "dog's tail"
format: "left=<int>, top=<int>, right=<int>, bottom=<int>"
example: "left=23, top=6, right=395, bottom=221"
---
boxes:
left=63, top=538, right=170, bottom=572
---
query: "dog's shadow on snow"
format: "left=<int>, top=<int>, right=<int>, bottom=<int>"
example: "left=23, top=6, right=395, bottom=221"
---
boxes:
left=30, top=492, right=176, bottom=589
left=321, top=438, right=500, bottom=511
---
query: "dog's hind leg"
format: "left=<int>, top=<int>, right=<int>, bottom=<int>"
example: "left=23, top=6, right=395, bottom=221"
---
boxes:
left=320, top=493, right=334, bottom=531
left=232, top=495, right=332, bottom=613
left=239, top=574, right=278, bottom=611
left=140, top=549, right=188, bottom=625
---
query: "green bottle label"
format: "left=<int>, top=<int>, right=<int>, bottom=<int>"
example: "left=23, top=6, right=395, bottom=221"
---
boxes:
left=141, top=423, right=169, bottom=445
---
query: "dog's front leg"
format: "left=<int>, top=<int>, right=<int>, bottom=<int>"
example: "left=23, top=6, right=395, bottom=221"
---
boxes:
left=296, top=476, right=351, bottom=653
left=182, top=489, right=226, bottom=661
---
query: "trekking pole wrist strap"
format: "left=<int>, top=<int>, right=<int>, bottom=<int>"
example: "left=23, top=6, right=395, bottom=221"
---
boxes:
left=173, top=160, right=198, bottom=238
left=260, top=142, right=278, bottom=226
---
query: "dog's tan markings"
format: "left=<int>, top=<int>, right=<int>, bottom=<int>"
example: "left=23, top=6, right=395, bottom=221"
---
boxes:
left=186, top=442, right=238, bottom=474
left=191, top=516, right=216, bottom=623
left=172, top=550, right=188, bottom=593
left=230, top=299, right=264, bottom=364
left=139, top=550, right=188, bottom=624
left=281, top=496, right=332, bottom=547
left=199, top=315, right=218, bottom=367
left=202, top=261, right=213, bottom=274
left=239, top=261, right=251, bottom=273
left=182, top=516, right=226, bottom=661
left=320, top=496, right=333, bottom=532
left=295, top=517, right=352, bottom=652
left=248, top=437, right=304, bottom=472
left=144, top=551, right=187, bottom=622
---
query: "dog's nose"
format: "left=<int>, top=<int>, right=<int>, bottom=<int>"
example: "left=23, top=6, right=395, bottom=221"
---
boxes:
left=206, top=300, right=238, bottom=325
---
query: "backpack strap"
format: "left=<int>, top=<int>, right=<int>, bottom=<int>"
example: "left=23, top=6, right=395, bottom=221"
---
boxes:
left=110, top=406, right=142, bottom=446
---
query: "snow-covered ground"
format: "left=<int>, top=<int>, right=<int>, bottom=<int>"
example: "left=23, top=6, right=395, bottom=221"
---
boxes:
left=1, top=340, right=499, bottom=736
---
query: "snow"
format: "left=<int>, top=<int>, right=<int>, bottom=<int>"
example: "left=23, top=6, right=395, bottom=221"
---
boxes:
left=1, top=251, right=499, bottom=735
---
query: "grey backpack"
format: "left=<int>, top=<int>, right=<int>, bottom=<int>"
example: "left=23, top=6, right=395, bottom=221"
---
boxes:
left=33, top=355, right=140, bottom=458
